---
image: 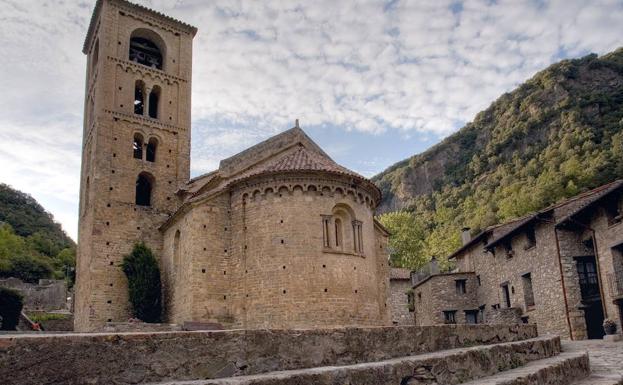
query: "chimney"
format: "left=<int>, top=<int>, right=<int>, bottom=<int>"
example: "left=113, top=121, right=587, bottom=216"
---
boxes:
left=430, top=256, right=439, bottom=274
left=461, top=227, right=471, bottom=246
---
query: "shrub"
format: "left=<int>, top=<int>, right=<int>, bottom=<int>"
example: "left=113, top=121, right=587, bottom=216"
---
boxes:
left=0, top=287, right=24, bottom=330
left=121, top=243, right=162, bottom=323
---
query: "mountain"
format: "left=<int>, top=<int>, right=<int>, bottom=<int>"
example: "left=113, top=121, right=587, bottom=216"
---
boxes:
left=374, top=48, right=623, bottom=264
left=0, top=183, right=75, bottom=284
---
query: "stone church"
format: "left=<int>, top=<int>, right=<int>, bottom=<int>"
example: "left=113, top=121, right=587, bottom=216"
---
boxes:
left=75, top=0, right=391, bottom=332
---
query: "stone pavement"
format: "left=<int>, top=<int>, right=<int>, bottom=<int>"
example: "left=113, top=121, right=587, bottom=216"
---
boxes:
left=562, top=339, right=623, bottom=384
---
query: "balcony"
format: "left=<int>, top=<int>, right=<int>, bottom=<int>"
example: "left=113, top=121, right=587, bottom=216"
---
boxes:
left=608, top=270, right=623, bottom=300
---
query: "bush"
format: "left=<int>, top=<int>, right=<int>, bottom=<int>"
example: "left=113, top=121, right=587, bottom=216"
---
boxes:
left=4, top=254, right=54, bottom=284
left=121, top=243, right=162, bottom=323
left=0, top=287, right=24, bottom=330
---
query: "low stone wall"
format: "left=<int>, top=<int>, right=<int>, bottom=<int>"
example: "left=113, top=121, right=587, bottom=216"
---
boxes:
left=0, top=278, right=67, bottom=311
left=487, top=307, right=524, bottom=325
left=0, top=324, right=537, bottom=385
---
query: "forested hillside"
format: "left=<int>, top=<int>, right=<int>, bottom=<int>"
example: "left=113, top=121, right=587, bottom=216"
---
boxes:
left=0, top=184, right=75, bottom=284
left=375, top=48, right=623, bottom=268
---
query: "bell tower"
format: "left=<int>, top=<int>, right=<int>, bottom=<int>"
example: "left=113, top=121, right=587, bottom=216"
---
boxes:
left=75, top=0, right=197, bottom=331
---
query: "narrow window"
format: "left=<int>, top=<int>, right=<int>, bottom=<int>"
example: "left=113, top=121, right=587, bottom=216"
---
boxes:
left=501, top=283, right=511, bottom=308
left=135, top=172, right=153, bottom=206
left=525, top=226, right=536, bottom=249
left=148, top=86, right=160, bottom=119
left=146, top=138, right=157, bottom=162
left=134, top=80, right=145, bottom=115
left=82, top=177, right=90, bottom=216
left=504, top=240, right=514, bottom=258
left=522, top=273, right=535, bottom=308
left=133, top=134, right=143, bottom=159
left=443, top=310, right=456, bottom=324
left=476, top=275, right=481, bottom=286
left=173, top=230, right=181, bottom=274
left=455, top=279, right=467, bottom=294
left=334, top=218, right=342, bottom=248
left=605, top=194, right=622, bottom=226
left=322, top=216, right=331, bottom=248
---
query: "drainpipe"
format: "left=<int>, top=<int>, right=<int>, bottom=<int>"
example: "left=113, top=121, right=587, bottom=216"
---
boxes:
left=569, top=218, right=608, bottom=320
left=553, top=226, right=574, bottom=340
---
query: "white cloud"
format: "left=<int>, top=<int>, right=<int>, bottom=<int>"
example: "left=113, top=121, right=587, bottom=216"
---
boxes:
left=0, top=0, right=622, bottom=239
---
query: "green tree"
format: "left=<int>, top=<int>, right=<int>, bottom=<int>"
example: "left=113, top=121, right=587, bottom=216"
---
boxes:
left=0, top=287, right=24, bottom=330
left=377, top=211, right=428, bottom=269
left=121, top=243, right=162, bottom=323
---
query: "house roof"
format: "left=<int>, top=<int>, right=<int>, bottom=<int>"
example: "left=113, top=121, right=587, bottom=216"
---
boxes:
left=162, top=126, right=382, bottom=231
left=390, top=268, right=412, bottom=280
left=83, top=0, right=197, bottom=54
left=449, top=179, right=623, bottom=257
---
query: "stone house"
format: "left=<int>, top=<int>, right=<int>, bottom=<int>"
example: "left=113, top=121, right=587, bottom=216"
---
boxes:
left=74, top=0, right=391, bottom=331
left=412, top=180, right=623, bottom=340
left=389, top=268, right=415, bottom=325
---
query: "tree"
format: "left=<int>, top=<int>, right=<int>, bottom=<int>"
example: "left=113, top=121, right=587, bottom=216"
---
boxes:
left=121, top=243, right=162, bottom=323
left=0, top=287, right=24, bottom=330
left=377, top=211, right=428, bottom=269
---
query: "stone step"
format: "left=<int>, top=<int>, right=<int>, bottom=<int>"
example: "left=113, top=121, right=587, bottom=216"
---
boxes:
left=573, top=375, right=623, bottom=385
left=460, top=352, right=589, bottom=385
left=149, top=336, right=561, bottom=385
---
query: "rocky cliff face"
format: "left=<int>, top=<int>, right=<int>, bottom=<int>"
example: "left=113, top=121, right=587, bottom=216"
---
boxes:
left=374, top=48, right=623, bottom=216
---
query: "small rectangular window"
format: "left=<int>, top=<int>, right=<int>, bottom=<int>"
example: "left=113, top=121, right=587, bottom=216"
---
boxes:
left=455, top=279, right=467, bottom=294
left=443, top=310, right=456, bottom=324
left=522, top=273, right=535, bottom=308
left=465, top=310, right=479, bottom=324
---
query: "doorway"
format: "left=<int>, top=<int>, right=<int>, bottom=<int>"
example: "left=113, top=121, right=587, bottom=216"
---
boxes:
left=576, top=256, right=605, bottom=339
left=501, top=283, right=511, bottom=308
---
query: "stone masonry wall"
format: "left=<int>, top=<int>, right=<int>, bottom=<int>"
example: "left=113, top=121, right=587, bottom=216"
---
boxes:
left=161, top=172, right=390, bottom=329
left=453, top=221, right=571, bottom=337
left=75, top=0, right=195, bottom=331
left=0, top=324, right=537, bottom=385
left=390, top=278, right=414, bottom=325
left=413, top=272, right=478, bottom=326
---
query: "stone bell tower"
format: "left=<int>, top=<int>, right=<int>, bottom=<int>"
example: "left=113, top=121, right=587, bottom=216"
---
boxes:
left=75, top=0, right=197, bottom=331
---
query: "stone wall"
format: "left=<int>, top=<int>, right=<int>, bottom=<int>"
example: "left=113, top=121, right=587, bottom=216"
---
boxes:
left=162, top=172, right=390, bottom=329
left=0, top=324, right=537, bottom=385
left=449, top=221, right=571, bottom=337
left=75, top=0, right=195, bottom=331
left=389, top=278, right=414, bottom=325
left=487, top=307, right=523, bottom=325
left=0, top=278, right=67, bottom=311
left=413, top=272, right=478, bottom=326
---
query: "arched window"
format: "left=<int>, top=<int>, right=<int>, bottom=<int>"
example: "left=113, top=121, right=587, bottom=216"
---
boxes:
left=148, top=86, right=160, bottom=119
left=173, top=230, right=181, bottom=274
left=134, top=80, right=145, bottom=115
left=129, top=37, right=163, bottom=69
left=326, top=203, right=359, bottom=254
left=133, top=133, right=143, bottom=159
left=135, top=172, right=154, bottom=206
left=146, top=138, right=157, bottom=162
left=334, top=218, right=343, bottom=249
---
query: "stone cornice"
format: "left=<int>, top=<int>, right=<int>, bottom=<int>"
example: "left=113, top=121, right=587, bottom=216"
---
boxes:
left=109, top=57, right=187, bottom=84
left=106, top=110, right=188, bottom=134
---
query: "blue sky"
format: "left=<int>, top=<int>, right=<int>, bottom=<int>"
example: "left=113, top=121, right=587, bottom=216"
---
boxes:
left=0, top=0, right=622, bottom=240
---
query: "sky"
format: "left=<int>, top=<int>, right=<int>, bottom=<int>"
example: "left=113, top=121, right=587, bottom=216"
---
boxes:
left=0, top=0, right=622, bottom=241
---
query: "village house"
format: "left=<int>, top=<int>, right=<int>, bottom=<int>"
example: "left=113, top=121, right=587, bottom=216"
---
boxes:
left=412, top=180, right=623, bottom=340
